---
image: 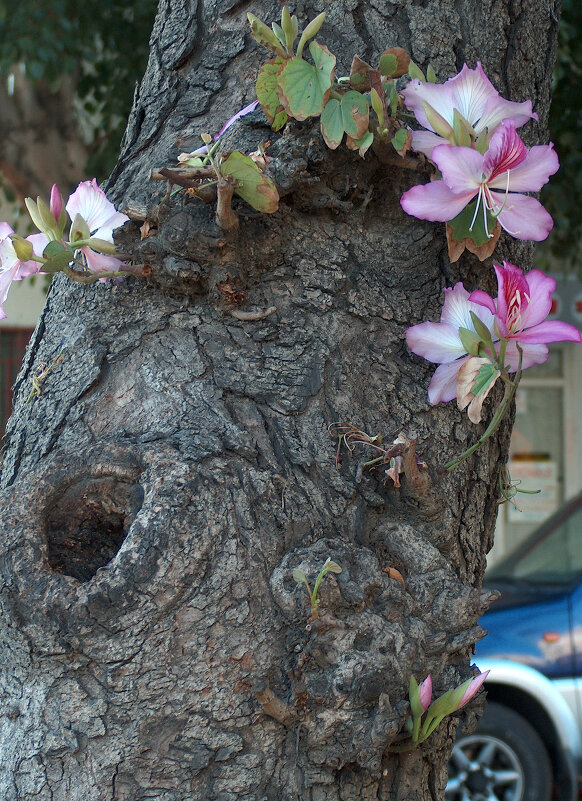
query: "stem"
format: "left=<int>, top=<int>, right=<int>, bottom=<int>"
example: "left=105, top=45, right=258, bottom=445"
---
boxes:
left=64, top=267, right=132, bottom=284
left=444, top=347, right=522, bottom=472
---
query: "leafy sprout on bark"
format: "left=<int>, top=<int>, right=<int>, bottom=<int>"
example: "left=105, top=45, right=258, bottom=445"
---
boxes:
left=292, top=557, right=342, bottom=621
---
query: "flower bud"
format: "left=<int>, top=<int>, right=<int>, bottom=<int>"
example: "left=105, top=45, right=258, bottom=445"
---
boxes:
left=422, top=101, right=454, bottom=141
left=10, top=235, right=34, bottom=263
left=50, top=184, right=63, bottom=222
left=69, top=213, right=91, bottom=243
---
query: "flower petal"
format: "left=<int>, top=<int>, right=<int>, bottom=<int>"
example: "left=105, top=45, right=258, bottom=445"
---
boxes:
left=504, top=341, right=548, bottom=371
left=401, top=181, right=476, bottom=222
left=441, top=282, right=495, bottom=333
left=467, top=289, right=496, bottom=315
left=428, top=358, right=470, bottom=404
left=66, top=179, right=129, bottom=239
left=492, top=192, right=554, bottom=241
left=0, top=222, right=14, bottom=242
left=519, top=269, right=555, bottom=328
left=406, top=320, right=467, bottom=363
left=81, top=247, right=126, bottom=275
left=483, top=120, right=527, bottom=182
left=489, top=143, right=559, bottom=192
left=410, top=130, right=449, bottom=158
left=432, top=144, right=483, bottom=191
left=512, top=319, right=582, bottom=344
left=478, top=95, right=537, bottom=137
left=215, top=100, right=259, bottom=139
left=0, top=261, right=22, bottom=320
left=493, top=261, right=530, bottom=337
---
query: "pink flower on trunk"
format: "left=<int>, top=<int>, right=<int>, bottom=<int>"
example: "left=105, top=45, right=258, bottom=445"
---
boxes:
left=400, top=120, right=559, bottom=242
left=0, top=224, right=47, bottom=319
left=406, top=282, right=549, bottom=404
left=402, top=62, right=537, bottom=158
left=66, top=179, right=129, bottom=273
left=469, top=262, right=582, bottom=349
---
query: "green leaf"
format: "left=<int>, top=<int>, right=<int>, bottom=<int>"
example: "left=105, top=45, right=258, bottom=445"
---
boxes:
left=278, top=41, right=335, bottom=120
left=296, top=11, right=326, bottom=58
left=292, top=568, right=307, bottom=584
left=408, top=59, right=425, bottom=81
left=221, top=151, right=279, bottom=213
left=391, top=128, right=409, bottom=151
left=320, top=98, right=344, bottom=149
left=42, top=241, right=74, bottom=272
left=370, top=87, right=385, bottom=123
left=472, top=362, right=500, bottom=396
left=458, top=326, right=483, bottom=356
left=272, top=110, right=289, bottom=131
left=271, top=21, right=287, bottom=49
left=378, top=52, right=398, bottom=77
left=341, top=90, right=369, bottom=137
left=349, top=129, right=374, bottom=157
left=426, top=64, right=437, bottom=83
left=247, top=13, right=287, bottom=57
left=280, top=7, right=296, bottom=54
left=256, top=57, right=289, bottom=129
left=320, top=91, right=369, bottom=149
left=387, top=82, right=399, bottom=115
left=448, top=199, right=496, bottom=248
left=43, top=240, right=69, bottom=259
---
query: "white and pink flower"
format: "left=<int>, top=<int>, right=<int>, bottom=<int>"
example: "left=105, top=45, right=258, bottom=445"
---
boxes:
left=0, top=224, right=47, bottom=319
left=65, top=179, right=129, bottom=273
left=402, top=62, right=537, bottom=158
left=401, top=120, right=559, bottom=242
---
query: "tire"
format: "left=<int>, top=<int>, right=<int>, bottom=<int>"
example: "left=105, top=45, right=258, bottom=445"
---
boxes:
left=446, top=702, right=553, bottom=801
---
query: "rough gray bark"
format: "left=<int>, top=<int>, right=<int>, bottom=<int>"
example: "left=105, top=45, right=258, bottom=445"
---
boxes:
left=0, top=1, right=559, bottom=800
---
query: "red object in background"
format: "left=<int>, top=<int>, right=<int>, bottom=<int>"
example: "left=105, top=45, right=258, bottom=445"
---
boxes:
left=0, top=328, right=33, bottom=436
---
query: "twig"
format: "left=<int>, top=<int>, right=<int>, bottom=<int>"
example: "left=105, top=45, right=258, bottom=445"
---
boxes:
left=228, top=306, right=278, bottom=321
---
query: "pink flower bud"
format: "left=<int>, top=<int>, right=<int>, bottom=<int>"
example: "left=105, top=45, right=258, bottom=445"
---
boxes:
left=457, top=670, right=490, bottom=709
left=50, top=184, right=63, bottom=222
left=419, top=674, right=433, bottom=711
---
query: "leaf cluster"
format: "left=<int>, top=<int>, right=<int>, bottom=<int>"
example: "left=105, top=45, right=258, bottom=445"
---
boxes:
left=249, top=7, right=422, bottom=157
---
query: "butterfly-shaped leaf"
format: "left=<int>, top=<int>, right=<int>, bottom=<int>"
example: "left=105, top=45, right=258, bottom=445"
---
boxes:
left=277, top=41, right=335, bottom=120
left=221, top=151, right=279, bottom=213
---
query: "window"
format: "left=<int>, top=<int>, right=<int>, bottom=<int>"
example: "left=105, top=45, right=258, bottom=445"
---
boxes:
left=0, top=328, right=34, bottom=435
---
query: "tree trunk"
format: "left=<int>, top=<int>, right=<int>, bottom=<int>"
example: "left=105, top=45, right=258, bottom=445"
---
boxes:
left=0, top=1, right=559, bottom=800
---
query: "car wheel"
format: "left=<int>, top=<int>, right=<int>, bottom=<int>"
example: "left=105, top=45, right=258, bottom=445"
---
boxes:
left=446, top=702, right=553, bottom=801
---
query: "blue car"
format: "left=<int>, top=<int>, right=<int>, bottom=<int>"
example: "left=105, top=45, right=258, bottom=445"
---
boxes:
left=446, top=493, right=582, bottom=801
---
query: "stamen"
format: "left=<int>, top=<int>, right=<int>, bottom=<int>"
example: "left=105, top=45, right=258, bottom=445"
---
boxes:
left=469, top=187, right=483, bottom=232
left=482, top=191, right=491, bottom=238
left=490, top=171, right=511, bottom=219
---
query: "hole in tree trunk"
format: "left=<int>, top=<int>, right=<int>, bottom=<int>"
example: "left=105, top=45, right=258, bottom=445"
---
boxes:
left=45, top=476, right=144, bottom=582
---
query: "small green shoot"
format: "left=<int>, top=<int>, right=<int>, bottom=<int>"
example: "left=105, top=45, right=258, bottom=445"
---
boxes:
left=293, top=557, right=342, bottom=620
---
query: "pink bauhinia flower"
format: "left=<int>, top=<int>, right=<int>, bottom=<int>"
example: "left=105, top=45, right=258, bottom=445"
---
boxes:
left=401, top=120, right=559, bottom=242
left=65, top=179, right=129, bottom=273
left=469, top=262, right=582, bottom=348
left=0, top=224, right=47, bottom=319
left=402, top=62, right=537, bottom=158
left=406, top=281, right=549, bottom=404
